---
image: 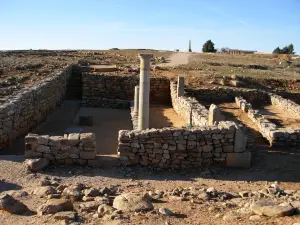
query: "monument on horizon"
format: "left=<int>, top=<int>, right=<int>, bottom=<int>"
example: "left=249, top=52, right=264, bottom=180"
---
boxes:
left=189, top=40, right=192, bottom=52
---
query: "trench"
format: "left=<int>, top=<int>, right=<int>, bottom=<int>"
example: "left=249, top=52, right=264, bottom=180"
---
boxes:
left=197, top=100, right=269, bottom=149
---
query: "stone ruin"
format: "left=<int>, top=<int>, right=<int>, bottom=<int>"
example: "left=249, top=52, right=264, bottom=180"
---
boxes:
left=1, top=53, right=300, bottom=169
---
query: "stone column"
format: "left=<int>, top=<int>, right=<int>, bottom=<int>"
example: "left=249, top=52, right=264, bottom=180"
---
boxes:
left=177, top=76, right=185, bottom=97
left=208, top=104, right=224, bottom=125
left=134, top=86, right=139, bottom=116
left=138, top=53, right=153, bottom=130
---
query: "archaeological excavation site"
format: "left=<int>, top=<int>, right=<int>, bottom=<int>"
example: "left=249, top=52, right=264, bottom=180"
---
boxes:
left=1, top=53, right=300, bottom=169
left=1, top=50, right=300, bottom=225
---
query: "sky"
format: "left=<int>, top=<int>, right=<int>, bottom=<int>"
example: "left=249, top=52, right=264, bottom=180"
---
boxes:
left=0, top=0, right=299, bottom=53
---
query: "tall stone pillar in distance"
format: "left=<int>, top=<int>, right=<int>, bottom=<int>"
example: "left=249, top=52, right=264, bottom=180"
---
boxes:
left=134, top=86, right=139, bottom=116
left=177, top=76, right=185, bottom=97
left=138, top=53, right=153, bottom=130
left=189, top=40, right=192, bottom=52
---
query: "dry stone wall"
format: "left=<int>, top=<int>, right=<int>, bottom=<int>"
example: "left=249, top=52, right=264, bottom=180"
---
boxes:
left=235, top=97, right=300, bottom=148
left=82, top=73, right=170, bottom=107
left=0, top=66, right=72, bottom=149
left=25, top=132, right=96, bottom=165
left=270, top=94, right=300, bottom=116
left=186, top=87, right=270, bottom=106
left=118, top=121, right=250, bottom=168
left=170, top=82, right=209, bottom=126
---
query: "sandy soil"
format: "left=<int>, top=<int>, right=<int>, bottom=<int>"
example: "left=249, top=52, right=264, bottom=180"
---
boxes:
left=72, top=107, right=132, bottom=155
left=149, top=105, right=187, bottom=129
left=259, top=104, right=300, bottom=129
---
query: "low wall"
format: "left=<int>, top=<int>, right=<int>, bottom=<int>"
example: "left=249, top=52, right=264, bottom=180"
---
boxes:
left=186, top=87, right=270, bottom=106
left=118, top=121, right=250, bottom=168
left=25, top=133, right=97, bottom=165
left=270, top=94, right=300, bottom=117
left=235, top=97, right=300, bottom=148
left=82, top=73, right=170, bottom=107
left=0, top=66, right=72, bottom=149
left=170, top=82, right=209, bottom=126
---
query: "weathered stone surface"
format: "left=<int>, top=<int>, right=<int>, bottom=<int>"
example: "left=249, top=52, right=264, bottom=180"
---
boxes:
left=291, top=201, right=300, bottom=214
left=37, top=199, right=73, bottom=216
left=62, top=186, right=83, bottom=201
left=251, top=200, right=294, bottom=217
left=113, top=193, right=153, bottom=212
left=84, top=188, right=100, bottom=197
left=79, top=201, right=102, bottom=212
left=53, top=211, right=76, bottom=221
left=34, top=186, right=57, bottom=197
left=98, top=204, right=114, bottom=217
left=24, top=132, right=96, bottom=165
left=159, top=207, right=174, bottom=216
left=25, top=158, right=49, bottom=172
left=0, top=194, right=29, bottom=214
left=208, top=104, right=224, bottom=125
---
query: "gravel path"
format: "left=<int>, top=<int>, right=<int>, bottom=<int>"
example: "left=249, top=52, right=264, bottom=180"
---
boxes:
left=157, top=52, right=193, bottom=67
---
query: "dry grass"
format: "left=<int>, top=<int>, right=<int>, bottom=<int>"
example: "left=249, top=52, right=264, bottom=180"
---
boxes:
left=175, top=53, right=300, bottom=80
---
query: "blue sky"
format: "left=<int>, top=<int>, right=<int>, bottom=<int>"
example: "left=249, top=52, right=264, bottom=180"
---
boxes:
left=0, top=0, right=299, bottom=53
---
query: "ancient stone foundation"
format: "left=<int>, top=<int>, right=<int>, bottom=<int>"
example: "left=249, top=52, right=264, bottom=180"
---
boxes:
left=235, top=96, right=300, bottom=148
left=25, top=132, right=96, bottom=165
left=125, top=80, right=250, bottom=168
left=82, top=73, right=170, bottom=107
left=171, top=82, right=209, bottom=126
left=118, top=121, right=250, bottom=168
left=0, top=66, right=73, bottom=149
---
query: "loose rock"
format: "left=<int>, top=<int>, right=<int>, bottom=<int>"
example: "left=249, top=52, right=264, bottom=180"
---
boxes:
left=251, top=200, right=294, bottom=217
left=0, top=194, right=29, bottom=214
left=159, top=208, right=174, bottom=216
left=113, top=193, right=154, bottom=212
left=25, top=158, right=49, bottom=172
left=37, top=199, right=73, bottom=216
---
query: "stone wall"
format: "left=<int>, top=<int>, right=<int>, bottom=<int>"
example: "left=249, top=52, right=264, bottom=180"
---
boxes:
left=235, top=96, right=300, bottom=148
left=0, top=66, right=72, bottom=149
left=82, top=73, right=170, bottom=107
left=186, top=87, right=270, bottom=106
left=118, top=121, right=250, bottom=168
left=25, top=132, right=96, bottom=165
left=270, top=94, right=300, bottom=116
left=170, top=82, right=209, bottom=126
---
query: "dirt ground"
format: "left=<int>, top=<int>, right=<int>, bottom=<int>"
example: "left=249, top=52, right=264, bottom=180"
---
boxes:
left=1, top=148, right=300, bottom=225
left=72, top=107, right=132, bottom=155
left=150, top=104, right=187, bottom=129
left=259, top=104, right=300, bottom=129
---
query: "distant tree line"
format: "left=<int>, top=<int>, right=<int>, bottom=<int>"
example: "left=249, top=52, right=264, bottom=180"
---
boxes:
left=273, top=44, right=295, bottom=54
left=201, top=40, right=296, bottom=54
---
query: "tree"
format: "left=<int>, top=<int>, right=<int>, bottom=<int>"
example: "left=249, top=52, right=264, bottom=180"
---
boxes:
left=273, top=47, right=282, bottom=54
left=202, top=40, right=217, bottom=53
left=273, top=44, right=295, bottom=54
left=287, top=44, right=295, bottom=54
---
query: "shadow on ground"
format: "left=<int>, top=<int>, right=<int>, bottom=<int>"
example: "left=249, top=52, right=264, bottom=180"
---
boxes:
left=0, top=180, right=22, bottom=192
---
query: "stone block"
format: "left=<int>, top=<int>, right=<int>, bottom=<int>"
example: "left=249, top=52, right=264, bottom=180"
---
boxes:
left=226, top=152, right=251, bottom=168
left=79, top=115, right=93, bottom=126
left=37, top=135, right=49, bottom=145
left=68, top=133, right=80, bottom=146
left=234, top=128, right=247, bottom=153
left=37, top=145, right=51, bottom=153
left=80, top=151, right=96, bottom=160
